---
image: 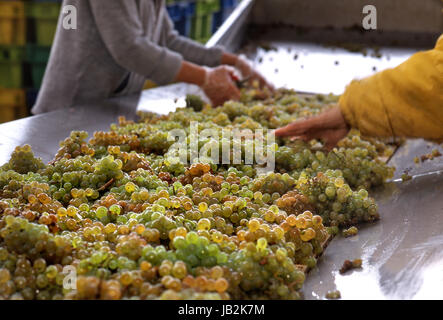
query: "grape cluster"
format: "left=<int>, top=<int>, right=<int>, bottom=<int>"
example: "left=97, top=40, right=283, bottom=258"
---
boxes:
left=226, top=239, right=305, bottom=300
left=186, top=94, right=205, bottom=112
left=295, top=171, right=380, bottom=227
left=251, top=172, right=296, bottom=197
left=1, top=145, right=45, bottom=174
left=343, top=226, right=358, bottom=238
left=0, top=88, right=395, bottom=300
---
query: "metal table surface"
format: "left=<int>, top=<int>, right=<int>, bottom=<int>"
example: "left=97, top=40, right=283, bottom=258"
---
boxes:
left=0, top=95, right=140, bottom=165
left=303, top=141, right=443, bottom=300
left=239, top=38, right=424, bottom=95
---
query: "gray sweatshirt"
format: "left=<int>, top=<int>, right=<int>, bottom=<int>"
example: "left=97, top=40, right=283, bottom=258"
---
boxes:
left=32, top=0, right=224, bottom=114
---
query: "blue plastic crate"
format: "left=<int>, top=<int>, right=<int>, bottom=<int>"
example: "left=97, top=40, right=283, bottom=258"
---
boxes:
left=167, top=4, right=181, bottom=21
left=184, top=1, right=196, bottom=17
left=177, top=1, right=196, bottom=18
left=220, top=0, right=238, bottom=9
left=168, top=1, right=196, bottom=20
left=212, top=0, right=240, bottom=33
left=212, top=7, right=235, bottom=33
left=168, top=1, right=196, bottom=37
left=26, top=88, right=39, bottom=110
left=175, top=16, right=192, bottom=37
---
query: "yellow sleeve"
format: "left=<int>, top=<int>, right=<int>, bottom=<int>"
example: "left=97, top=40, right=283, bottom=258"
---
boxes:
left=339, top=34, right=443, bottom=140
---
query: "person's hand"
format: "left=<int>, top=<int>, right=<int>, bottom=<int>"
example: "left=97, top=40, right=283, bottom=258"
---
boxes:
left=202, top=66, right=241, bottom=107
left=235, top=56, right=275, bottom=91
left=274, top=105, right=350, bottom=150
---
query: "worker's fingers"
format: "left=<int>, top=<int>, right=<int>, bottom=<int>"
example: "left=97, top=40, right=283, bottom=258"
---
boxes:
left=258, top=77, right=276, bottom=93
left=202, top=66, right=243, bottom=107
left=274, top=119, right=313, bottom=137
left=224, top=70, right=242, bottom=100
left=289, top=134, right=310, bottom=142
left=321, top=127, right=350, bottom=151
left=222, top=66, right=241, bottom=80
left=235, top=57, right=275, bottom=91
left=246, top=70, right=275, bottom=93
left=228, top=83, right=241, bottom=101
left=235, top=56, right=253, bottom=76
left=274, top=105, right=346, bottom=138
left=286, top=126, right=349, bottom=151
left=274, top=124, right=302, bottom=137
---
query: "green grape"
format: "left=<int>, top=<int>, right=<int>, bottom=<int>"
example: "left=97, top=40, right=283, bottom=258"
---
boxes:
left=325, top=186, right=336, bottom=198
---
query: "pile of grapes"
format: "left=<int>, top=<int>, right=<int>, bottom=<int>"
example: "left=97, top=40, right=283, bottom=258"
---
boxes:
left=0, top=88, right=395, bottom=300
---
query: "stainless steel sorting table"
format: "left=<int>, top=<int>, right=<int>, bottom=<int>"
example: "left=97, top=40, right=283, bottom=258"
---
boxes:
left=0, top=0, right=442, bottom=300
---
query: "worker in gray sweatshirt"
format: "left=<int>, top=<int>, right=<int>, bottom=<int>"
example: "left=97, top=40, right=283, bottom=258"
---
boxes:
left=32, top=0, right=271, bottom=114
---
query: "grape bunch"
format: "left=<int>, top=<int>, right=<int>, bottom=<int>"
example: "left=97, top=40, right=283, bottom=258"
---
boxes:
left=1, top=145, right=45, bottom=174
left=295, top=170, right=380, bottom=227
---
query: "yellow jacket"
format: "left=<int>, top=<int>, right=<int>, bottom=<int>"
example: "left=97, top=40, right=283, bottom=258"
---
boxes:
left=339, top=34, right=443, bottom=140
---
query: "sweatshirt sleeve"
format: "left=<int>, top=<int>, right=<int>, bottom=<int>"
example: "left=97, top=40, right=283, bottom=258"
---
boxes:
left=161, top=8, right=224, bottom=67
left=88, top=0, right=183, bottom=85
left=339, top=34, right=443, bottom=141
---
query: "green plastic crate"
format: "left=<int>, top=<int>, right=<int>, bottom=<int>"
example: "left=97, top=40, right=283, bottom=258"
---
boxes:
left=196, top=36, right=212, bottom=44
left=190, top=14, right=213, bottom=41
left=26, top=2, right=61, bottom=46
left=0, top=46, right=25, bottom=61
left=0, top=1, right=26, bottom=45
left=0, top=88, right=27, bottom=123
left=195, top=0, right=220, bottom=16
left=26, top=45, right=51, bottom=88
left=30, top=63, right=46, bottom=88
left=26, top=2, right=62, bottom=19
left=26, top=44, right=50, bottom=64
left=0, top=46, right=24, bottom=88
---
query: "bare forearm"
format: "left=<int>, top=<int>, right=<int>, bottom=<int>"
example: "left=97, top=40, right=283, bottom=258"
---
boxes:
left=173, top=61, right=207, bottom=86
left=221, top=52, right=238, bottom=66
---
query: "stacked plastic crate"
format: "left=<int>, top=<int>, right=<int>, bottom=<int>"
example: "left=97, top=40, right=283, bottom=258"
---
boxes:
left=166, top=0, right=241, bottom=44
left=25, top=0, right=62, bottom=115
left=190, top=0, right=220, bottom=43
left=166, top=0, right=196, bottom=38
left=0, top=0, right=61, bottom=123
left=212, top=0, right=240, bottom=33
left=0, top=0, right=27, bottom=123
left=26, top=1, right=61, bottom=87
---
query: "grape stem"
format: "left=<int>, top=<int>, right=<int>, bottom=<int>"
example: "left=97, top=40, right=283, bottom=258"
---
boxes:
left=98, top=178, right=115, bottom=192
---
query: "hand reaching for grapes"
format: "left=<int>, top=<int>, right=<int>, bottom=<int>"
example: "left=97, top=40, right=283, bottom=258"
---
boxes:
left=202, top=66, right=241, bottom=107
left=235, top=56, right=275, bottom=91
left=274, top=105, right=350, bottom=150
